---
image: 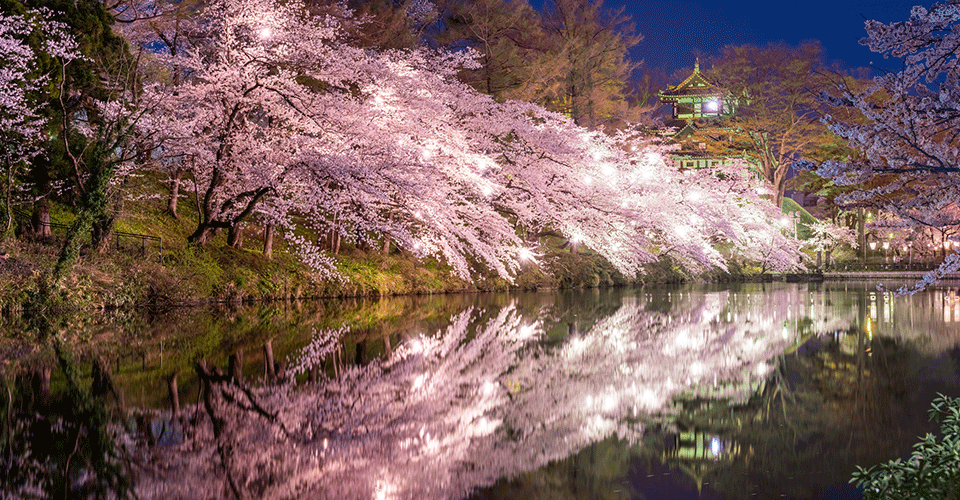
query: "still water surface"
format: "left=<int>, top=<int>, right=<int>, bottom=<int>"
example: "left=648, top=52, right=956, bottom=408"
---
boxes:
left=6, top=280, right=960, bottom=499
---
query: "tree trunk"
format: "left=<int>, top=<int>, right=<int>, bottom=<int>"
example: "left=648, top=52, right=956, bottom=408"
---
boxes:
left=263, top=224, right=274, bottom=259
left=229, top=350, right=243, bottom=382
left=0, top=166, right=13, bottom=240
left=382, top=234, right=391, bottom=256
left=355, top=340, right=367, bottom=365
left=52, top=147, right=116, bottom=288
left=228, top=223, right=244, bottom=249
left=166, top=169, right=184, bottom=219
left=167, top=372, right=180, bottom=417
left=92, top=214, right=115, bottom=254
left=189, top=224, right=219, bottom=246
left=263, top=340, right=276, bottom=380
left=858, top=209, right=866, bottom=263
left=33, top=368, right=51, bottom=407
left=33, top=198, right=51, bottom=238
left=91, top=357, right=114, bottom=398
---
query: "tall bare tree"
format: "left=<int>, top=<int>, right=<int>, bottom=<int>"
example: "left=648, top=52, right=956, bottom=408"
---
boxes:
left=694, top=42, right=835, bottom=208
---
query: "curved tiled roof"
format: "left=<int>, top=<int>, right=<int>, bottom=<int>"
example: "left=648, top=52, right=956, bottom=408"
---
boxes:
left=658, top=59, right=726, bottom=101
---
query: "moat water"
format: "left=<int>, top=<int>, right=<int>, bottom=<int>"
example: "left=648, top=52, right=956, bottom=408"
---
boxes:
left=5, top=280, right=960, bottom=499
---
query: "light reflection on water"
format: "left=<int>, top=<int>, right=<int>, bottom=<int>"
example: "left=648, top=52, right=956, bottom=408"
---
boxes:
left=475, top=281, right=960, bottom=500
left=4, top=281, right=960, bottom=499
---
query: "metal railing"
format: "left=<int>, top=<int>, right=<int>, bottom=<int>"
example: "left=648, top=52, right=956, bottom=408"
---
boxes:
left=831, top=261, right=940, bottom=272
left=14, top=209, right=163, bottom=263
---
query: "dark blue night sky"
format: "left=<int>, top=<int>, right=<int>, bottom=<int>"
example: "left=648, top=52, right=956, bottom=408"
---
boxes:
left=611, top=0, right=925, bottom=75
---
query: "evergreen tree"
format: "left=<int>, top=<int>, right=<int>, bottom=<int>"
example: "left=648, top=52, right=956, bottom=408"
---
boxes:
left=438, top=0, right=643, bottom=130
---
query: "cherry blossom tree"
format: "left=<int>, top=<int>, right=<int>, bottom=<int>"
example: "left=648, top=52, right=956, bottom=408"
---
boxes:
left=0, top=8, right=80, bottom=240
left=805, top=221, right=857, bottom=270
left=813, top=1, right=960, bottom=292
left=136, top=0, right=801, bottom=282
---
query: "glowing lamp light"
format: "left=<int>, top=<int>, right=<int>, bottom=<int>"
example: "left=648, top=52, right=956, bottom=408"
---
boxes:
left=710, top=437, right=722, bottom=456
left=518, top=323, right=536, bottom=339
left=258, top=27, right=273, bottom=39
left=882, top=242, right=890, bottom=250
left=518, top=248, right=534, bottom=262
left=869, top=242, right=877, bottom=250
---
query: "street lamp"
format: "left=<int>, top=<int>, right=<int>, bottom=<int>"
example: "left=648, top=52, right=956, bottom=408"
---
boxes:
left=781, top=212, right=800, bottom=238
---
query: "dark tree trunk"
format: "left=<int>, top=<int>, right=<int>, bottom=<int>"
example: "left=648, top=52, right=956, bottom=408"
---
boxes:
left=32, top=368, right=51, bottom=407
left=137, top=414, right=157, bottom=447
left=189, top=224, right=219, bottom=245
left=33, top=198, right=51, bottom=238
left=228, top=223, right=244, bottom=249
left=355, top=229, right=368, bottom=251
left=355, top=340, right=367, bottom=365
left=91, top=357, right=114, bottom=398
left=92, top=214, right=115, bottom=254
left=229, top=350, right=243, bottom=382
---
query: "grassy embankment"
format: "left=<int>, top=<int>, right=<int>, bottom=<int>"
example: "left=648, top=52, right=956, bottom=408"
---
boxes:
left=0, top=174, right=732, bottom=312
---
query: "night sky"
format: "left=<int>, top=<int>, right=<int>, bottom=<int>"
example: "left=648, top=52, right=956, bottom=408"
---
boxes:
left=613, top=0, right=926, bottom=75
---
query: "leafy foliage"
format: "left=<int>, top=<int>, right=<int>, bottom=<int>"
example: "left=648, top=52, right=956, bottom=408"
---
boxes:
left=852, top=393, right=960, bottom=500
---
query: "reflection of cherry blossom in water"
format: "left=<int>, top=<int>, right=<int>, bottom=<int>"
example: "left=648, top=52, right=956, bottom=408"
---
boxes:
left=132, top=288, right=828, bottom=500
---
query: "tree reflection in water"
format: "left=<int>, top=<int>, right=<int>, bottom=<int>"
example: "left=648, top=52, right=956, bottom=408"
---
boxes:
left=128, top=289, right=813, bottom=500
left=6, top=283, right=958, bottom=499
left=479, top=284, right=960, bottom=500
